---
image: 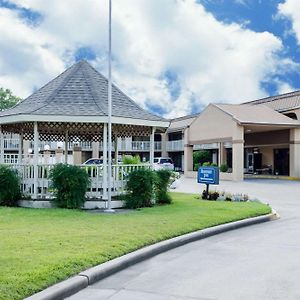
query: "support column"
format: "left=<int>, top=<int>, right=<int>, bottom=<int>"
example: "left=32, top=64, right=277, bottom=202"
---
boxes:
left=183, top=128, right=193, bottom=174
left=64, top=131, right=68, bottom=164
left=114, top=135, right=119, bottom=164
left=0, top=126, right=4, bottom=164
left=218, top=142, right=226, bottom=167
left=23, top=140, right=30, bottom=163
left=150, top=127, right=155, bottom=165
left=92, top=141, right=100, bottom=158
left=102, top=123, right=108, bottom=200
left=18, top=131, right=23, bottom=164
left=55, top=148, right=63, bottom=163
left=161, top=132, right=168, bottom=157
left=33, top=122, right=39, bottom=199
left=290, top=128, right=300, bottom=177
left=73, top=145, right=82, bottom=165
left=232, top=125, right=244, bottom=181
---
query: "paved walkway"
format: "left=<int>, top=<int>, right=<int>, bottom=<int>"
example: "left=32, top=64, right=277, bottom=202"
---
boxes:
left=68, top=178, right=300, bottom=300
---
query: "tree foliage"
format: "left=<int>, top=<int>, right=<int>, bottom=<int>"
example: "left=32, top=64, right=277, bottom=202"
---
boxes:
left=0, top=88, right=21, bottom=111
left=193, top=150, right=211, bottom=170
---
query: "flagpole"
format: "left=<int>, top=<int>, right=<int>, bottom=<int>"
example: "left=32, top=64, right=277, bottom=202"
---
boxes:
left=106, top=0, right=114, bottom=212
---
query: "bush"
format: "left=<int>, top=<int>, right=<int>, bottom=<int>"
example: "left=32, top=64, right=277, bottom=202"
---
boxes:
left=125, top=168, right=155, bottom=209
left=154, top=169, right=172, bottom=204
left=122, top=155, right=141, bottom=165
left=193, top=163, right=201, bottom=171
left=220, top=163, right=229, bottom=173
left=0, top=165, right=20, bottom=206
left=202, top=190, right=219, bottom=200
left=50, top=164, right=90, bottom=209
left=193, top=150, right=211, bottom=170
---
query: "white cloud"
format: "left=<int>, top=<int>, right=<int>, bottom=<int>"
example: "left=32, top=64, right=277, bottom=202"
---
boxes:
left=278, top=0, right=300, bottom=44
left=0, top=0, right=295, bottom=117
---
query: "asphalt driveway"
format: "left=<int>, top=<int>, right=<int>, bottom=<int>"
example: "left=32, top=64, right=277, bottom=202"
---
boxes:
left=68, top=178, right=300, bottom=300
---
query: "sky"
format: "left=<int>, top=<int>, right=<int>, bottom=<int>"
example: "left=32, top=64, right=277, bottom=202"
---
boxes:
left=0, top=0, right=300, bottom=118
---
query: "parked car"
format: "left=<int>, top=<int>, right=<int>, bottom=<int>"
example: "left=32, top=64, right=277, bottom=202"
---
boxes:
left=83, top=158, right=103, bottom=165
left=153, top=157, right=174, bottom=171
left=83, top=158, right=122, bottom=165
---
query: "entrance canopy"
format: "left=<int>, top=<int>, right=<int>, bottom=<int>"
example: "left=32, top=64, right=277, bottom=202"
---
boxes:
left=189, top=103, right=300, bottom=145
left=187, top=103, right=300, bottom=181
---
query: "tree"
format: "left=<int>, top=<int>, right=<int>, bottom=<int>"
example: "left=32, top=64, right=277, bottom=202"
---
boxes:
left=0, top=88, right=21, bottom=111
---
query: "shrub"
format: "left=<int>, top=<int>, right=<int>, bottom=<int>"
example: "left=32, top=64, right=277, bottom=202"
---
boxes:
left=202, top=190, right=219, bottom=200
left=193, top=163, right=201, bottom=171
left=154, top=169, right=172, bottom=204
left=220, top=163, right=229, bottom=173
left=50, top=164, right=90, bottom=209
left=122, top=155, right=141, bottom=165
left=125, top=168, right=155, bottom=209
left=202, top=162, right=211, bottom=166
left=0, top=165, right=20, bottom=206
left=193, top=150, right=211, bottom=170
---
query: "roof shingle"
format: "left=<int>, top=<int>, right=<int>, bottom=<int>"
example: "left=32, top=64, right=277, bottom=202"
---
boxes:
left=0, top=60, right=165, bottom=122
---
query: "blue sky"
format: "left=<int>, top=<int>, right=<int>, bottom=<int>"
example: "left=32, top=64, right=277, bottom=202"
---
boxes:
left=199, top=0, right=300, bottom=95
left=0, top=0, right=300, bottom=117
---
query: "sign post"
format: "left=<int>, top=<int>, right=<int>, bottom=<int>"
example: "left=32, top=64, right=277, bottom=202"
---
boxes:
left=197, top=166, right=219, bottom=197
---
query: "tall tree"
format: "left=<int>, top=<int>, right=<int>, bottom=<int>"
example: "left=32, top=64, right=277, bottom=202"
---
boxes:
left=0, top=88, right=21, bottom=111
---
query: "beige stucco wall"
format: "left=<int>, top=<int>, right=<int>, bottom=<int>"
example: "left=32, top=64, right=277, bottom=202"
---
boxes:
left=245, top=130, right=289, bottom=146
left=290, top=128, right=300, bottom=177
left=184, top=127, right=193, bottom=173
left=260, top=147, right=273, bottom=166
left=189, top=105, right=236, bottom=144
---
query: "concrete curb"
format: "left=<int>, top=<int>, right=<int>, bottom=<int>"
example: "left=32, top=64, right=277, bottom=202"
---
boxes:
left=25, top=210, right=279, bottom=300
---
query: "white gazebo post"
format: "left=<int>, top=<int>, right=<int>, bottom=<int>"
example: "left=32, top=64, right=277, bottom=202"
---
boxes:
left=18, top=130, right=23, bottom=164
left=102, top=123, right=108, bottom=200
left=114, top=135, right=119, bottom=164
left=150, top=127, right=155, bottom=165
left=64, top=130, right=69, bottom=163
left=33, top=122, right=39, bottom=199
left=0, top=126, right=4, bottom=164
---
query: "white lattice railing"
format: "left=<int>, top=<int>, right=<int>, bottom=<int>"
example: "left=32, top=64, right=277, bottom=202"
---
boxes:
left=11, top=163, right=151, bottom=200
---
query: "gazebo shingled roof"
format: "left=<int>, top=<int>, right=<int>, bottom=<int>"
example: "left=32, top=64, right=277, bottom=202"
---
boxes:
left=0, top=60, right=169, bottom=141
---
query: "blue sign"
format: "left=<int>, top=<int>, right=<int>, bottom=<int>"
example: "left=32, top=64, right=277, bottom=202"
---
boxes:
left=197, top=166, right=219, bottom=185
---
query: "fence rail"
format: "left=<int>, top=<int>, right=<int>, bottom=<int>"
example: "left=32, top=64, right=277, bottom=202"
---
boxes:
left=11, top=163, right=151, bottom=200
left=3, top=138, right=162, bottom=152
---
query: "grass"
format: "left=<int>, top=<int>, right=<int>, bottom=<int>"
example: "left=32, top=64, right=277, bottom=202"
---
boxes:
left=0, top=193, right=271, bottom=300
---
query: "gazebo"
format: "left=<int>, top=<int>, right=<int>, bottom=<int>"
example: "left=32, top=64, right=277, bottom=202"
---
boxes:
left=0, top=60, right=169, bottom=207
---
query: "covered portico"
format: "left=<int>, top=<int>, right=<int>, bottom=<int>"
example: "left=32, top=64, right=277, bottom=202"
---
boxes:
left=0, top=60, right=169, bottom=206
left=185, top=103, right=300, bottom=181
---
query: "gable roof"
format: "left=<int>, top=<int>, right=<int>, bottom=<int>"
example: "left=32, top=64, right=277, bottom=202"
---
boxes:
left=0, top=60, right=168, bottom=126
left=214, top=104, right=300, bottom=126
left=243, top=90, right=300, bottom=112
left=168, top=113, right=200, bottom=132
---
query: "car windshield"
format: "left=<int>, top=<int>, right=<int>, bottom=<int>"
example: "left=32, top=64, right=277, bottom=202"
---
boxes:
left=86, top=159, right=102, bottom=165
left=161, top=158, right=173, bottom=164
left=154, top=158, right=159, bottom=163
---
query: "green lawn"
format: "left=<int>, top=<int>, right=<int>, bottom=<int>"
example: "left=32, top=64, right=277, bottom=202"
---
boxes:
left=0, top=193, right=271, bottom=300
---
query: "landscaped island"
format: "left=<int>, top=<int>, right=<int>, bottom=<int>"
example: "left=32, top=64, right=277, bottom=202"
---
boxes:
left=0, top=193, right=271, bottom=300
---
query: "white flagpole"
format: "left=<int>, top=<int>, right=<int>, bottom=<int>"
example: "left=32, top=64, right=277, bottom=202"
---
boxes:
left=106, top=0, right=114, bottom=212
